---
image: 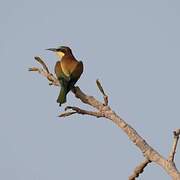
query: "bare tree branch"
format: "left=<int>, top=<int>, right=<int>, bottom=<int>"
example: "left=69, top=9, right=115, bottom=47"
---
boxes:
left=29, top=57, right=180, bottom=180
left=129, top=158, right=151, bottom=180
left=59, top=106, right=104, bottom=118
left=29, top=57, right=59, bottom=86
left=168, top=129, right=180, bottom=162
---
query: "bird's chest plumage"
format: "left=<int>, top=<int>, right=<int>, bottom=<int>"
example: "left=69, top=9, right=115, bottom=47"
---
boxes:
left=60, top=56, right=78, bottom=77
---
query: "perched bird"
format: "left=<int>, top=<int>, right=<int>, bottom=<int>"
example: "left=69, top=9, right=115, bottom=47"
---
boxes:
left=47, top=46, right=83, bottom=106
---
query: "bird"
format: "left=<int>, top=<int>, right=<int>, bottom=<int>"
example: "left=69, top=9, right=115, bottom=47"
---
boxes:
left=46, top=46, right=83, bottom=106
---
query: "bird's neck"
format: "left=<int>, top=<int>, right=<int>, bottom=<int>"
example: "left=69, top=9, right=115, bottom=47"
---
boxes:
left=61, top=53, right=76, bottom=61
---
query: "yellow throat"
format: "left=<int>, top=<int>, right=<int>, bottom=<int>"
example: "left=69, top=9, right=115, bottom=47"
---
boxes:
left=56, top=51, right=65, bottom=58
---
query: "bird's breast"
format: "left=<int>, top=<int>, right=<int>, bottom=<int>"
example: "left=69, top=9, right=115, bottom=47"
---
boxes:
left=61, top=57, right=78, bottom=77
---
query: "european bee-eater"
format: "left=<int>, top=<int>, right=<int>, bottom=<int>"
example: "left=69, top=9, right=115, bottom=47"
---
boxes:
left=47, top=46, right=83, bottom=106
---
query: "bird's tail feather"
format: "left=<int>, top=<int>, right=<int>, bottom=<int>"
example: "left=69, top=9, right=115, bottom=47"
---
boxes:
left=57, top=86, right=67, bottom=106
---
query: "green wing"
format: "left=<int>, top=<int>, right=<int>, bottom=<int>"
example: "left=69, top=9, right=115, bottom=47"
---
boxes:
left=71, top=61, right=83, bottom=80
left=69, top=61, right=83, bottom=88
left=55, top=61, right=70, bottom=105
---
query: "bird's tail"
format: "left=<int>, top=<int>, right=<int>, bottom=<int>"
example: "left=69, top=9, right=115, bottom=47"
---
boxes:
left=57, top=86, right=68, bottom=106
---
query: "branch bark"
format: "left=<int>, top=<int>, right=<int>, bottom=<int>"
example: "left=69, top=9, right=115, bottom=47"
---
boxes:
left=59, top=106, right=104, bottom=118
left=129, top=158, right=151, bottom=180
left=29, top=57, right=180, bottom=180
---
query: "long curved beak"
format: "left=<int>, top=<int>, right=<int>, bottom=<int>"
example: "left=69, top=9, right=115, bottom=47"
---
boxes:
left=46, top=48, right=57, bottom=52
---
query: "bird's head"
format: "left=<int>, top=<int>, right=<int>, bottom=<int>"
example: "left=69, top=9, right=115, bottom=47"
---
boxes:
left=46, top=46, right=72, bottom=58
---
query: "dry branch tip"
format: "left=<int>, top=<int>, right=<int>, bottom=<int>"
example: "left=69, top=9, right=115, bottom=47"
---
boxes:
left=96, top=79, right=108, bottom=106
left=59, top=111, right=77, bottom=117
left=34, top=56, right=50, bottom=73
left=168, top=128, right=180, bottom=163
left=28, top=67, right=39, bottom=72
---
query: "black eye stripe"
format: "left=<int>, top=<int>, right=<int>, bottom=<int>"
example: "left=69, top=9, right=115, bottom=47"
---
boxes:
left=57, top=48, right=65, bottom=52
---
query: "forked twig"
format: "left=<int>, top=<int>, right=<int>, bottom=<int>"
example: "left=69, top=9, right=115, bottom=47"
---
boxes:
left=29, top=57, right=59, bottom=86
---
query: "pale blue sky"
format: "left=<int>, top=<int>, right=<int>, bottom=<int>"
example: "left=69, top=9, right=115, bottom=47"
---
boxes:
left=0, top=0, right=180, bottom=179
